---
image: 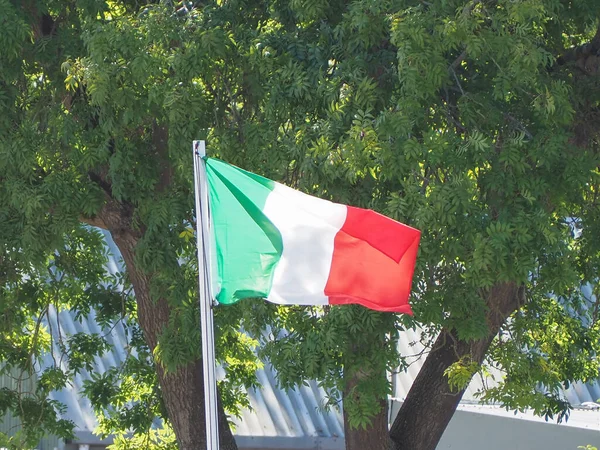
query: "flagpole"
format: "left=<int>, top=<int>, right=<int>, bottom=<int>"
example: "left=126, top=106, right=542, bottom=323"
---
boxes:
left=192, top=140, right=220, bottom=450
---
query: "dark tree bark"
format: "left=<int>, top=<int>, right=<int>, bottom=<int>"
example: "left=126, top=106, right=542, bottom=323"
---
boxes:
left=343, top=371, right=391, bottom=450
left=388, top=283, right=524, bottom=450
left=342, top=326, right=393, bottom=450
left=92, top=201, right=238, bottom=450
left=556, top=24, right=600, bottom=74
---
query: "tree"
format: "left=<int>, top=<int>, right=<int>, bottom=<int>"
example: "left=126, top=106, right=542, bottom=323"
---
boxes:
left=376, top=3, right=600, bottom=449
left=1, top=1, right=262, bottom=448
left=1, top=1, right=600, bottom=450
left=238, top=2, right=600, bottom=450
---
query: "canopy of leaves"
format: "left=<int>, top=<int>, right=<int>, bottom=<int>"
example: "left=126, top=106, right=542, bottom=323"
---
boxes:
left=1, top=0, right=599, bottom=446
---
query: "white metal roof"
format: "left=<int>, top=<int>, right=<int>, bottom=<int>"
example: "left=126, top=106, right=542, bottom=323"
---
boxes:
left=44, top=306, right=600, bottom=448
left=35, top=231, right=600, bottom=447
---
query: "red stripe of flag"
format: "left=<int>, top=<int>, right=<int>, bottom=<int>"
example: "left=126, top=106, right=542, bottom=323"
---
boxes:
left=324, top=206, right=421, bottom=313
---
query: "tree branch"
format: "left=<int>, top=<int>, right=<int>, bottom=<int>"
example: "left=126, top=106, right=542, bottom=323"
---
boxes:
left=450, top=49, right=467, bottom=71
left=88, top=170, right=113, bottom=198
left=79, top=215, right=108, bottom=229
left=152, top=122, right=172, bottom=192
left=556, top=24, right=600, bottom=70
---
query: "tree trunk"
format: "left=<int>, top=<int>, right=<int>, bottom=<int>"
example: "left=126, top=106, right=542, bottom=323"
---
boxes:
left=342, top=324, right=393, bottom=450
left=388, top=283, right=524, bottom=450
left=98, top=204, right=238, bottom=450
left=343, top=372, right=391, bottom=450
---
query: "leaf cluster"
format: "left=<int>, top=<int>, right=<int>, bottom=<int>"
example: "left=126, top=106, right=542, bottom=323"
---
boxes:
left=1, top=0, right=600, bottom=441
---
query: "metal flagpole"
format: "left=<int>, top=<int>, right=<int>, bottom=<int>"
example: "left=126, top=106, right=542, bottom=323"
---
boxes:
left=192, top=140, right=220, bottom=449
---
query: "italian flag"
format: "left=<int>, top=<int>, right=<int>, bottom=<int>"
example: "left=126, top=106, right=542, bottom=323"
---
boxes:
left=205, top=158, right=421, bottom=314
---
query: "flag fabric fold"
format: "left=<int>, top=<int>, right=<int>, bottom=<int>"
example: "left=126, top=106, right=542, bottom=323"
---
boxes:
left=205, top=157, right=421, bottom=314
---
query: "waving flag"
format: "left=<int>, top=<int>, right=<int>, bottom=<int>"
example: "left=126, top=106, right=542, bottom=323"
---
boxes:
left=205, top=158, right=420, bottom=314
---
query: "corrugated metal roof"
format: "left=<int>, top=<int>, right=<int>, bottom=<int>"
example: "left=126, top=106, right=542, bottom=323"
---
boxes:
left=27, top=231, right=600, bottom=446
left=0, top=366, right=62, bottom=450
left=390, top=327, right=505, bottom=404
left=39, top=231, right=345, bottom=442
left=227, top=366, right=343, bottom=439
left=41, top=304, right=344, bottom=441
left=453, top=403, right=600, bottom=431
left=391, top=335, right=600, bottom=407
left=391, top=285, right=600, bottom=407
left=568, top=285, right=600, bottom=405
left=43, top=306, right=130, bottom=436
left=42, top=309, right=600, bottom=445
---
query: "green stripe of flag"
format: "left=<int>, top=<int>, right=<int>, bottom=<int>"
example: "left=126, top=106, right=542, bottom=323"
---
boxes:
left=205, top=158, right=283, bottom=304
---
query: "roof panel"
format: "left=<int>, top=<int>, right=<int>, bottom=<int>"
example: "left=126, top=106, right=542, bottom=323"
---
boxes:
left=37, top=231, right=600, bottom=442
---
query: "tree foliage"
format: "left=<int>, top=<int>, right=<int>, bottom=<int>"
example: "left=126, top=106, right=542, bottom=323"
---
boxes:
left=1, top=1, right=599, bottom=449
